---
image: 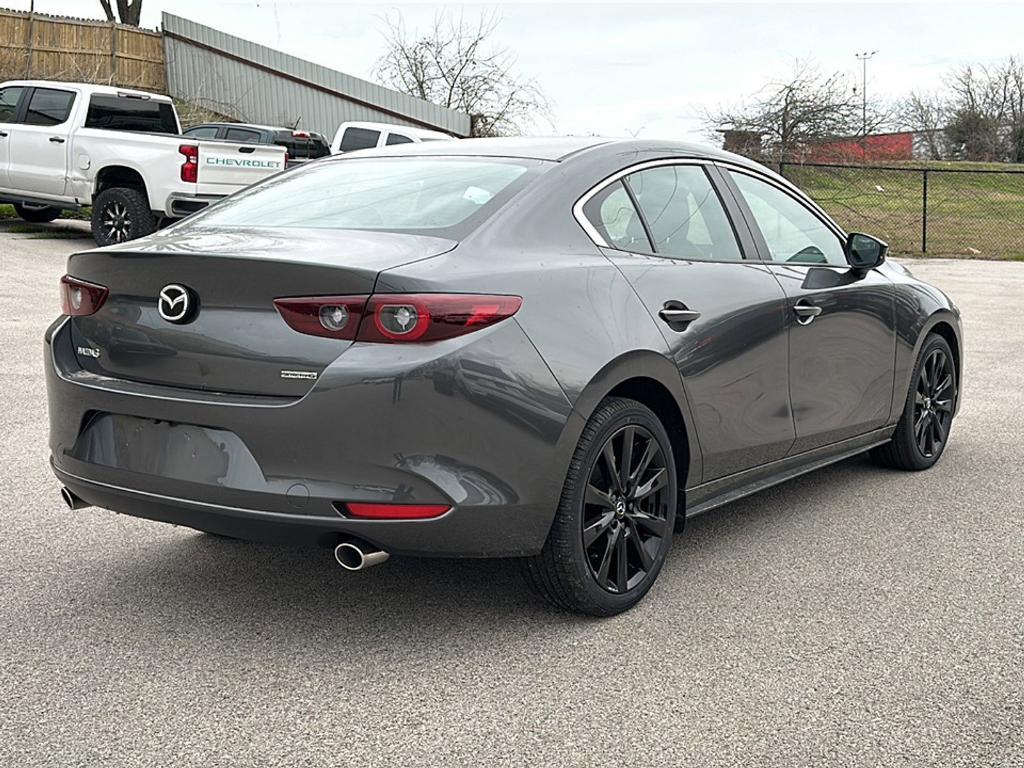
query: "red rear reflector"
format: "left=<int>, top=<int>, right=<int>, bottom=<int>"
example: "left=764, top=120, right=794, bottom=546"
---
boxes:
left=344, top=502, right=451, bottom=520
left=178, top=144, right=198, bottom=183
left=60, top=275, right=108, bottom=316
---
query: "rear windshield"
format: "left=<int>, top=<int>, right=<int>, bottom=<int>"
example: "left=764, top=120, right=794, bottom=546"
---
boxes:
left=85, top=95, right=178, bottom=134
left=195, top=156, right=548, bottom=236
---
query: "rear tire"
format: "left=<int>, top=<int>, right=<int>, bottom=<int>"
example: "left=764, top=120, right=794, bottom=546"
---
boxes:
left=91, top=187, right=156, bottom=246
left=13, top=202, right=61, bottom=223
left=521, top=397, right=677, bottom=616
left=872, top=333, right=957, bottom=471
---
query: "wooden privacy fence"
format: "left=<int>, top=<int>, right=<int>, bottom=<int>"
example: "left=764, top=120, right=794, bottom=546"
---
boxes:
left=0, top=8, right=165, bottom=91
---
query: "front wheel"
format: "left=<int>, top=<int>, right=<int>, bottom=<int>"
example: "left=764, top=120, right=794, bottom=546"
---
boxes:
left=13, top=202, right=61, bottom=223
left=91, top=187, right=157, bottom=246
left=521, top=397, right=677, bottom=616
left=872, top=333, right=958, bottom=470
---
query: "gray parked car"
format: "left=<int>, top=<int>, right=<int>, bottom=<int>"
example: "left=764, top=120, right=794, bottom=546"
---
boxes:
left=46, top=138, right=962, bottom=615
left=182, top=122, right=331, bottom=167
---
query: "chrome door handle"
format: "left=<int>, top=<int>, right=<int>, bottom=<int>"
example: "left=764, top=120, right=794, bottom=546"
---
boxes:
left=658, top=304, right=701, bottom=329
left=49, top=136, right=65, bottom=144
left=793, top=300, right=822, bottom=325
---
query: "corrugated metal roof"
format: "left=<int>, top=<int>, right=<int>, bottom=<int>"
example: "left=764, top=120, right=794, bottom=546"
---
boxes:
left=161, top=13, right=471, bottom=138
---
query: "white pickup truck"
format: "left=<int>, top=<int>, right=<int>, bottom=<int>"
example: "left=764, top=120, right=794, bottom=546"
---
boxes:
left=0, top=80, right=286, bottom=245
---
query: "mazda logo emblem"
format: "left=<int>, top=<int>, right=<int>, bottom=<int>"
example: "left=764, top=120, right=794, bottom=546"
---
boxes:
left=158, top=284, right=197, bottom=324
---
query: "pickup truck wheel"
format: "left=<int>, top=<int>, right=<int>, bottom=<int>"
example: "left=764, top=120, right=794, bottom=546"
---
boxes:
left=13, top=203, right=61, bottom=223
left=92, top=187, right=156, bottom=246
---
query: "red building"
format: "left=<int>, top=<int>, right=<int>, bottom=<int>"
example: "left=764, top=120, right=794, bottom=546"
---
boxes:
left=807, top=132, right=915, bottom=163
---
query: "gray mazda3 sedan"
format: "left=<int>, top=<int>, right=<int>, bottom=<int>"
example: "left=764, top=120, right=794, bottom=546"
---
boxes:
left=46, top=138, right=962, bottom=615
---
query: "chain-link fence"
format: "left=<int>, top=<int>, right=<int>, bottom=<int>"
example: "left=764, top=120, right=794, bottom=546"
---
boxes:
left=779, top=162, right=1024, bottom=259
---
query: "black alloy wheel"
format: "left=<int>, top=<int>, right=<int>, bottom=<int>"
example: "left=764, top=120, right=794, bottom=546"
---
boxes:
left=872, top=333, right=958, bottom=471
left=521, top=397, right=678, bottom=616
left=100, top=199, right=133, bottom=243
left=913, top=346, right=956, bottom=459
left=582, top=424, right=671, bottom=594
left=91, top=187, right=157, bottom=247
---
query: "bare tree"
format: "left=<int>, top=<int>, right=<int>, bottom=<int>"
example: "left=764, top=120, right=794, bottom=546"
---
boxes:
left=98, top=1, right=143, bottom=27
left=707, top=61, right=870, bottom=163
left=942, top=58, right=1024, bottom=162
left=374, top=11, right=548, bottom=137
left=899, top=90, right=949, bottom=160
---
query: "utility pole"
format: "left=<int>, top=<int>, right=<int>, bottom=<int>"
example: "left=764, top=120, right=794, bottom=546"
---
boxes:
left=854, top=50, right=878, bottom=138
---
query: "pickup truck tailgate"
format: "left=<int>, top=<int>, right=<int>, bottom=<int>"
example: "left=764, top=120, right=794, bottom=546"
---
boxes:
left=196, top=142, right=286, bottom=193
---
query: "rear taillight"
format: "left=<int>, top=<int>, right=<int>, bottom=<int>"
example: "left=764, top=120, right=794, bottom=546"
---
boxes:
left=341, top=502, right=451, bottom=520
left=179, top=144, right=198, bottom=183
left=60, top=275, right=108, bottom=316
left=273, top=294, right=522, bottom=343
left=273, top=295, right=369, bottom=339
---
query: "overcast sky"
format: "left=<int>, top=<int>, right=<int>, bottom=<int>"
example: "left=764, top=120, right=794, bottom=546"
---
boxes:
left=12, top=1, right=1024, bottom=141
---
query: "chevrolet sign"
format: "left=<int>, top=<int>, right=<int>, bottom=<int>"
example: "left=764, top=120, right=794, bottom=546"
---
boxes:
left=204, top=157, right=283, bottom=169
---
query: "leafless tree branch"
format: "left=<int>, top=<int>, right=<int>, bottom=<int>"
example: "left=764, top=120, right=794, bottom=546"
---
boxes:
left=374, top=10, right=549, bottom=137
left=705, top=60, right=888, bottom=163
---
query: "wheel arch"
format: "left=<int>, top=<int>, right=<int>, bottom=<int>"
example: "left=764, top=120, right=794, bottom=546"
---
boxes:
left=918, top=310, right=963, bottom=413
left=557, top=350, right=703, bottom=501
left=94, top=164, right=149, bottom=199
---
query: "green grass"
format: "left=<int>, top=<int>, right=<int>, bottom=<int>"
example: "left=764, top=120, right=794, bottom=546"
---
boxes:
left=0, top=203, right=91, bottom=222
left=785, top=162, right=1024, bottom=259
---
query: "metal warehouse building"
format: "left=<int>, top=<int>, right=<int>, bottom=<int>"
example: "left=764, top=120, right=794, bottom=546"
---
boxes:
left=161, top=13, right=471, bottom=139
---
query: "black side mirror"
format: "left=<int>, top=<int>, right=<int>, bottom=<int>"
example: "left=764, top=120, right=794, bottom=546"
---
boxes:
left=845, top=233, right=888, bottom=271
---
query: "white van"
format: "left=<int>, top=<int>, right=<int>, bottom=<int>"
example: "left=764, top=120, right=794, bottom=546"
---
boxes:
left=330, top=121, right=453, bottom=154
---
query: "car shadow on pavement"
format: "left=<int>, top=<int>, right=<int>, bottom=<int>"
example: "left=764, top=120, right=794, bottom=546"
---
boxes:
left=84, top=454, right=878, bottom=642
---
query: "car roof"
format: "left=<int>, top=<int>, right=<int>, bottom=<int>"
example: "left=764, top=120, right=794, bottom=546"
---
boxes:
left=188, top=122, right=326, bottom=138
left=0, top=80, right=171, bottom=102
left=337, top=121, right=451, bottom=139
left=340, top=136, right=758, bottom=165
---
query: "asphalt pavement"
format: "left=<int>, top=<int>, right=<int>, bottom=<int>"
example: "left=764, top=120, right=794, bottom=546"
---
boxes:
left=1, top=222, right=1021, bottom=767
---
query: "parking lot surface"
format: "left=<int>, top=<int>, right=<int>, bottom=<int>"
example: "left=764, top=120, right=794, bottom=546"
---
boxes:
left=1, top=225, right=1022, bottom=767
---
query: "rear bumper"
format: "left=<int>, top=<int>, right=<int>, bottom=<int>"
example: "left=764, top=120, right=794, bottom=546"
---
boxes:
left=46, top=317, right=574, bottom=557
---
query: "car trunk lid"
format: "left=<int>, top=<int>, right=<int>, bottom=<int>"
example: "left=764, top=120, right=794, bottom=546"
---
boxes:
left=66, top=227, right=456, bottom=397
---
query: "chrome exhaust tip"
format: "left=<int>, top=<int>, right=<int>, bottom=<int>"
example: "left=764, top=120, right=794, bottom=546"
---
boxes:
left=60, top=486, right=91, bottom=510
left=333, top=540, right=389, bottom=571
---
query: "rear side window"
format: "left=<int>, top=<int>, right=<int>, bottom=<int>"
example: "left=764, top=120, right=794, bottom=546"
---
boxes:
left=224, top=127, right=262, bottom=143
left=582, top=182, right=651, bottom=252
left=625, top=165, right=742, bottom=261
left=0, top=86, right=24, bottom=122
left=195, top=156, right=547, bottom=237
left=85, top=95, right=178, bottom=134
left=183, top=126, right=219, bottom=139
left=24, top=88, right=75, bottom=126
left=386, top=133, right=414, bottom=146
left=339, top=127, right=380, bottom=152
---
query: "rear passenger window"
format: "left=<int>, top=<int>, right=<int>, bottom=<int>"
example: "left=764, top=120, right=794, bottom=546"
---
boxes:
left=386, top=133, right=414, bottom=146
left=340, top=127, right=381, bottom=152
left=625, top=165, right=742, bottom=261
left=24, top=88, right=75, bottom=127
left=0, top=86, right=24, bottom=122
left=85, top=95, right=178, bottom=133
left=582, top=181, right=652, bottom=252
